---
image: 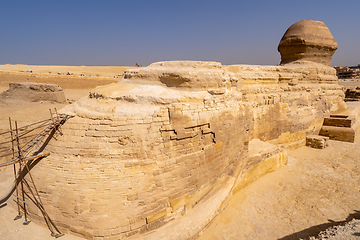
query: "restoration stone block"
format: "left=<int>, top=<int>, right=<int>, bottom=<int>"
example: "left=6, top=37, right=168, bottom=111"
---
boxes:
left=306, top=135, right=329, bottom=149
left=319, top=126, right=355, bottom=143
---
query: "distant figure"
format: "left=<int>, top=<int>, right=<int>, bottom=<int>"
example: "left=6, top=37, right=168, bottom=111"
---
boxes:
left=136, top=63, right=140, bottom=67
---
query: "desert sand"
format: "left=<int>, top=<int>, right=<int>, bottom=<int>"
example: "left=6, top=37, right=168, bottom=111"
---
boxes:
left=0, top=64, right=134, bottom=128
left=0, top=64, right=132, bottom=78
left=0, top=65, right=360, bottom=240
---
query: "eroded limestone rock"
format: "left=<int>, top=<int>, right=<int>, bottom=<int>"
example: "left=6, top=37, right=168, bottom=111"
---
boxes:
left=28, top=20, right=347, bottom=240
left=122, top=61, right=240, bottom=90
left=278, top=20, right=338, bottom=66
left=0, top=82, right=66, bottom=103
left=306, top=135, right=329, bottom=149
left=38, top=57, right=345, bottom=238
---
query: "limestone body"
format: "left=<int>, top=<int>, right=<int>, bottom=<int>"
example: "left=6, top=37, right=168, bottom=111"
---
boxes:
left=27, top=20, right=347, bottom=239
left=0, top=82, right=66, bottom=103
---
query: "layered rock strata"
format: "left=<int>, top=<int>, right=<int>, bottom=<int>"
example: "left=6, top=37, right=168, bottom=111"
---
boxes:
left=27, top=61, right=345, bottom=239
left=31, top=61, right=250, bottom=239
left=27, top=20, right=346, bottom=239
left=225, top=63, right=344, bottom=148
left=278, top=20, right=338, bottom=66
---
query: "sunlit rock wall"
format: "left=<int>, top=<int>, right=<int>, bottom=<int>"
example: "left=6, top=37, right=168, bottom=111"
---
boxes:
left=28, top=20, right=345, bottom=240
left=27, top=60, right=345, bottom=239
left=30, top=62, right=250, bottom=238
left=226, top=63, right=345, bottom=149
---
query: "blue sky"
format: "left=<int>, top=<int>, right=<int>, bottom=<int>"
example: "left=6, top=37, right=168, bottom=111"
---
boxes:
left=0, top=0, right=359, bottom=67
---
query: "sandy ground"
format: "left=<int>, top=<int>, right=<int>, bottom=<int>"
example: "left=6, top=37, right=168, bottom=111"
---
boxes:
left=0, top=87, right=89, bottom=129
left=338, top=79, right=360, bottom=88
left=198, top=136, right=360, bottom=240
left=308, top=219, right=360, bottom=240
left=1, top=68, right=360, bottom=239
left=0, top=169, right=85, bottom=240
left=0, top=64, right=134, bottom=78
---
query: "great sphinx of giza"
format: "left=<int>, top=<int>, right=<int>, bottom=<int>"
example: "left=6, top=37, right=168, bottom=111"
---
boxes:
left=278, top=20, right=338, bottom=66
left=26, top=20, right=345, bottom=239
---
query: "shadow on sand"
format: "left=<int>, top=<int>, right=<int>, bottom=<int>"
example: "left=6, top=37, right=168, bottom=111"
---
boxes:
left=278, top=210, right=360, bottom=240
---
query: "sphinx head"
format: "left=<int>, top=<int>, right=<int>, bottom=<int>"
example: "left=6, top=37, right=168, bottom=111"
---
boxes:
left=278, top=20, right=338, bottom=66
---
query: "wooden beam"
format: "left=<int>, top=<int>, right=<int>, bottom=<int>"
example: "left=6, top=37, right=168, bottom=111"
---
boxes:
left=0, top=153, right=50, bottom=168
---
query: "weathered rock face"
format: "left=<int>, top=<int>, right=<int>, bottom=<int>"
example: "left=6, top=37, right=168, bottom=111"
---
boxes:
left=29, top=60, right=344, bottom=239
left=225, top=63, right=344, bottom=148
left=34, top=71, right=249, bottom=238
left=278, top=20, right=338, bottom=66
left=0, top=82, right=66, bottom=103
left=28, top=20, right=346, bottom=239
left=122, top=61, right=240, bottom=90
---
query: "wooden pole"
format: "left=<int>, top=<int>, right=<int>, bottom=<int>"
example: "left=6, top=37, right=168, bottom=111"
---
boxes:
left=9, top=117, right=22, bottom=220
left=15, top=121, right=30, bottom=225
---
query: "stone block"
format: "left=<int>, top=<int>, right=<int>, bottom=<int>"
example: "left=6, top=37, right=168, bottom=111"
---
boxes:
left=323, top=115, right=353, bottom=128
left=306, top=135, right=329, bottom=149
left=170, top=195, right=187, bottom=213
left=146, top=216, right=167, bottom=232
left=319, top=126, right=355, bottom=143
left=70, top=226, right=94, bottom=237
left=129, top=217, right=146, bottom=229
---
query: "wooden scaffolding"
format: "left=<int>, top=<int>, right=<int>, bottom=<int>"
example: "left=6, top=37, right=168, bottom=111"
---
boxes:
left=0, top=109, right=70, bottom=238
